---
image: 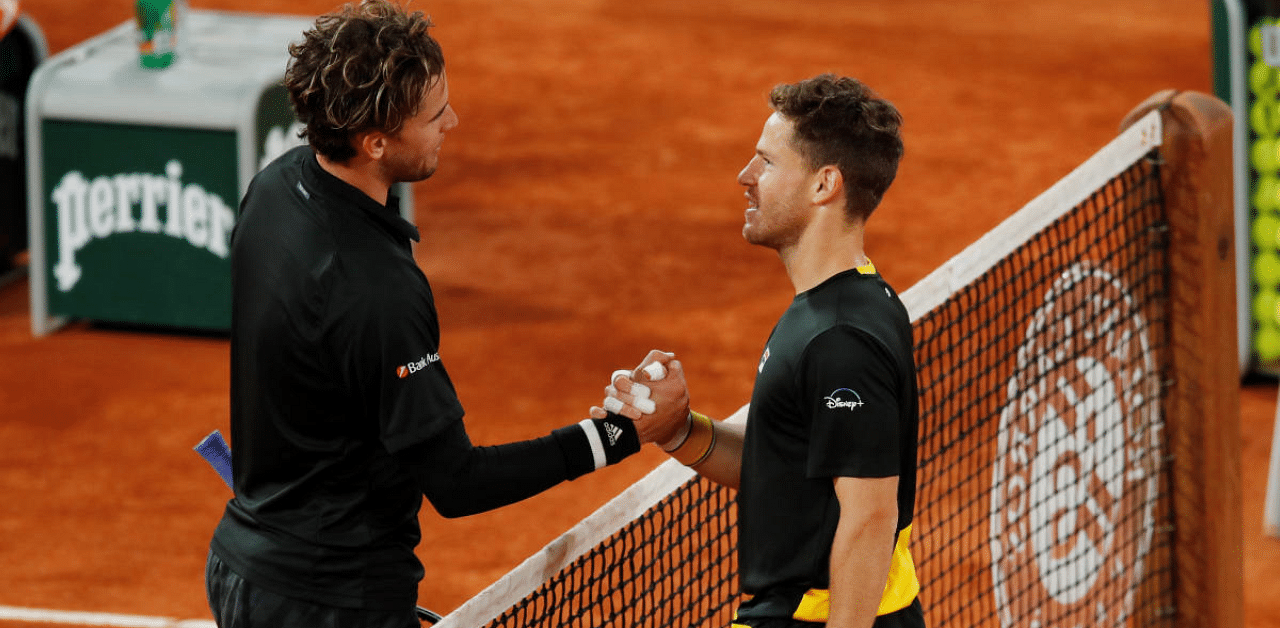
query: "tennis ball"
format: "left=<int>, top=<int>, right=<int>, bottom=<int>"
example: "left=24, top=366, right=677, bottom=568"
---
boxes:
left=1252, top=97, right=1280, bottom=136
left=1255, top=214, right=1280, bottom=250
left=1257, top=325, right=1280, bottom=362
left=1256, top=251, right=1280, bottom=287
left=1256, top=176, right=1280, bottom=213
left=1254, top=23, right=1265, bottom=58
left=1252, top=60, right=1280, bottom=97
left=1254, top=138, right=1280, bottom=173
left=1255, top=288, right=1280, bottom=324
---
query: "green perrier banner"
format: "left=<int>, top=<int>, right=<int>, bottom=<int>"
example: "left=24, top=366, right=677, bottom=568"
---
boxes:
left=41, top=120, right=238, bottom=330
left=37, top=81, right=304, bottom=331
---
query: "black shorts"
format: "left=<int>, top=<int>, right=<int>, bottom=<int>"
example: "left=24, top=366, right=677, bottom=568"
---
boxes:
left=205, top=551, right=419, bottom=628
left=731, top=598, right=926, bottom=628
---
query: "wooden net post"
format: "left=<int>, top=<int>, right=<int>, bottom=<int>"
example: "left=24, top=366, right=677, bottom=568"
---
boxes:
left=1121, top=90, right=1243, bottom=628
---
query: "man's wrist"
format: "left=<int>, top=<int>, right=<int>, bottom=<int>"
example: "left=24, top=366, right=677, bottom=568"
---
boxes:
left=659, top=411, right=693, bottom=451
left=553, top=412, right=640, bottom=480
left=665, top=411, right=715, bottom=467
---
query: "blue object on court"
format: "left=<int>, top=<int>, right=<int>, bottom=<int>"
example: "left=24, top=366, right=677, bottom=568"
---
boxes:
left=194, top=430, right=233, bottom=489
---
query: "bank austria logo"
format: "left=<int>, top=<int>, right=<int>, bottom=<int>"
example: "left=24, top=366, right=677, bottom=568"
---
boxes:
left=50, top=160, right=235, bottom=292
left=823, top=388, right=864, bottom=411
left=989, top=263, right=1160, bottom=628
left=396, top=353, right=441, bottom=379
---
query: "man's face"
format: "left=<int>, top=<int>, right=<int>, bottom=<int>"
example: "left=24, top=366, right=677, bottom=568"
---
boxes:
left=381, top=70, right=459, bottom=183
left=736, top=112, right=814, bottom=251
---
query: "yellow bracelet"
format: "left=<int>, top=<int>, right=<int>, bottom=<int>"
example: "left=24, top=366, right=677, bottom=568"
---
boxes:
left=670, top=411, right=715, bottom=467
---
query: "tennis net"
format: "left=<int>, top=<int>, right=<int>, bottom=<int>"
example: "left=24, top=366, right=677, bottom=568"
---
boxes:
left=434, top=94, right=1238, bottom=628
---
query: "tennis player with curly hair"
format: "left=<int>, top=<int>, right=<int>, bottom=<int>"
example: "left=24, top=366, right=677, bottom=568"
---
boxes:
left=605, top=75, right=926, bottom=628
left=205, top=2, right=645, bottom=626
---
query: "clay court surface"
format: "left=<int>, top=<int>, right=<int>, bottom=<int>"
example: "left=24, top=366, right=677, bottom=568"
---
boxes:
left=2, top=0, right=1278, bottom=625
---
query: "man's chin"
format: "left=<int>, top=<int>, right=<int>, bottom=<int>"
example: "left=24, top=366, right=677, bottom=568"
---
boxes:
left=401, top=167, right=437, bottom=183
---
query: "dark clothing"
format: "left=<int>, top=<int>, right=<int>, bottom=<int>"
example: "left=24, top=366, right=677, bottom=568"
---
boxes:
left=206, top=551, right=418, bottom=628
left=0, top=21, right=40, bottom=269
left=210, top=146, right=635, bottom=615
left=736, top=265, right=921, bottom=622
left=731, top=598, right=926, bottom=628
left=212, top=146, right=453, bottom=610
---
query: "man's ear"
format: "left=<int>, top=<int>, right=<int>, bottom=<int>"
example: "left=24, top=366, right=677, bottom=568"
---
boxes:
left=355, top=130, right=389, bottom=160
left=812, top=165, right=843, bottom=206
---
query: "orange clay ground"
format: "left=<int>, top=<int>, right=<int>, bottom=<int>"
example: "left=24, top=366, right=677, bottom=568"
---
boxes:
left=2, top=0, right=1277, bottom=626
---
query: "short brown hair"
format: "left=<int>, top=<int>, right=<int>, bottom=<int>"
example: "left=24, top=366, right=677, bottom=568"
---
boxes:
left=284, top=0, right=445, bottom=162
left=769, top=74, right=904, bottom=221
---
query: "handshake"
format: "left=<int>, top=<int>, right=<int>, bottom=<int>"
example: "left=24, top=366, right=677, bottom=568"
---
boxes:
left=589, top=350, right=692, bottom=451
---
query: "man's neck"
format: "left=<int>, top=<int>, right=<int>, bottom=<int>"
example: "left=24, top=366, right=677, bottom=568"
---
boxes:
left=316, top=152, right=391, bottom=205
left=779, top=210, right=868, bottom=294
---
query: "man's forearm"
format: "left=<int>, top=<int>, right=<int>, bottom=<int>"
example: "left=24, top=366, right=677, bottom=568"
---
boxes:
left=681, top=417, right=744, bottom=490
left=829, top=476, right=898, bottom=628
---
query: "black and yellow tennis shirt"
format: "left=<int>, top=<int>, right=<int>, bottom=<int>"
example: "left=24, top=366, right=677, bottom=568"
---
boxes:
left=734, top=263, right=924, bottom=627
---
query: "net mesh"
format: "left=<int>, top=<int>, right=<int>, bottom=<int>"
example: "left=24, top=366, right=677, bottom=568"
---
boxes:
left=911, top=154, right=1175, bottom=628
left=480, top=475, right=741, bottom=627
left=442, top=121, right=1178, bottom=628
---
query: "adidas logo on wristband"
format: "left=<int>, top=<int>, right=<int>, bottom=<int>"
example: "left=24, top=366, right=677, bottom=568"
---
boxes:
left=603, top=422, right=623, bottom=446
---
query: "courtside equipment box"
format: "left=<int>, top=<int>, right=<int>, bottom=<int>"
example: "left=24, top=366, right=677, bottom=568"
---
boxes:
left=25, top=10, right=414, bottom=336
left=25, top=10, right=309, bottom=335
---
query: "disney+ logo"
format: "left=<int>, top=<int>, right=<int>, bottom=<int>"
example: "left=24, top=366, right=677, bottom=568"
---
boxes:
left=824, top=388, right=865, bottom=411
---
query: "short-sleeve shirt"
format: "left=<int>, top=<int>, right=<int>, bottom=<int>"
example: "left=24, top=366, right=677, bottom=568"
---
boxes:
left=736, top=265, right=919, bottom=620
left=210, top=146, right=464, bottom=609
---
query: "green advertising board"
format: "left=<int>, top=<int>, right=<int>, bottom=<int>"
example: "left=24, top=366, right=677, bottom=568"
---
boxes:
left=254, top=83, right=306, bottom=174
left=40, top=120, right=239, bottom=329
left=25, top=10, right=318, bottom=335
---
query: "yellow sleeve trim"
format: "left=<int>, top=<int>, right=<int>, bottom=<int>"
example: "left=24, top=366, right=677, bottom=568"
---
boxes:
left=791, top=524, right=920, bottom=622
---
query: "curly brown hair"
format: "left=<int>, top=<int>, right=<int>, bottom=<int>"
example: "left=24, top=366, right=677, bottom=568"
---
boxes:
left=284, top=0, right=445, bottom=162
left=769, top=74, right=904, bottom=221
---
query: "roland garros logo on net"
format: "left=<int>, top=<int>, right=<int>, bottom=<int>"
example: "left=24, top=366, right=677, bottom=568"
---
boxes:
left=989, top=263, right=1161, bottom=628
left=397, top=354, right=441, bottom=379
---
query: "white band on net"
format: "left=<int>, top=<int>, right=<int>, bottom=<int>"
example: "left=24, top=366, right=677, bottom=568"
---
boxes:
left=899, top=109, right=1162, bottom=322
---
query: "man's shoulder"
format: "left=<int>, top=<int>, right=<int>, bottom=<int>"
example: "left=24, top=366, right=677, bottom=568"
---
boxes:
left=247, top=146, right=312, bottom=195
left=819, top=272, right=909, bottom=329
left=239, top=147, right=324, bottom=228
left=782, top=273, right=913, bottom=364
